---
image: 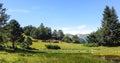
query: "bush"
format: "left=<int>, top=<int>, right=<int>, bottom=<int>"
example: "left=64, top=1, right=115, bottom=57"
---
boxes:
left=22, top=37, right=32, bottom=49
left=45, top=44, right=61, bottom=49
left=84, top=43, right=99, bottom=47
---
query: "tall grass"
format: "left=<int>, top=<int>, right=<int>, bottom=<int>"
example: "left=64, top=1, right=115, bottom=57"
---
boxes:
left=0, top=52, right=113, bottom=63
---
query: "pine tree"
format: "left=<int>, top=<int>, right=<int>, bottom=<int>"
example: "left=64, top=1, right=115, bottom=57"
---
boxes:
left=87, top=6, right=120, bottom=46
left=57, top=30, right=64, bottom=40
left=101, top=6, right=120, bottom=46
left=0, top=3, right=9, bottom=46
left=38, top=23, right=46, bottom=40
left=7, top=19, right=24, bottom=50
left=45, top=27, right=52, bottom=40
left=52, top=30, right=58, bottom=40
left=0, top=3, right=9, bottom=28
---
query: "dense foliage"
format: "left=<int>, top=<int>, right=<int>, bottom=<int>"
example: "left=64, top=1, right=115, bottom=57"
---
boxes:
left=0, top=3, right=9, bottom=27
left=45, top=44, right=61, bottom=49
left=0, top=3, right=9, bottom=47
left=23, top=23, right=64, bottom=41
left=62, top=35, right=81, bottom=43
left=22, top=37, right=32, bottom=49
left=87, top=6, right=120, bottom=46
left=7, top=19, right=24, bottom=50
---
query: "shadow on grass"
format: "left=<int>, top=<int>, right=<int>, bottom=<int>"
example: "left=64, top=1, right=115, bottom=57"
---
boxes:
left=2, top=47, right=46, bottom=54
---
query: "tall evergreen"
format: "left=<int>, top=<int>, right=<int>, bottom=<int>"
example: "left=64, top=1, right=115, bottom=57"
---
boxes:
left=7, top=19, right=24, bottom=50
left=45, top=27, right=52, bottom=40
left=0, top=3, right=9, bottom=45
left=52, top=30, right=58, bottom=40
left=38, top=23, right=46, bottom=40
left=87, top=6, right=120, bottom=46
left=101, top=6, right=120, bottom=46
left=57, top=30, right=64, bottom=40
left=0, top=3, right=9, bottom=28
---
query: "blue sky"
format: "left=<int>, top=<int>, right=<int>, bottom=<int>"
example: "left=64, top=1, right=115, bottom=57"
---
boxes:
left=1, top=0, right=120, bottom=34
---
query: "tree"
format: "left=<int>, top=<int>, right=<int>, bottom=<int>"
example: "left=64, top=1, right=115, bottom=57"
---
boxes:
left=57, top=30, right=64, bottom=40
left=101, top=6, right=120, bottom=46
left=7, top=19, right=24, bottom=50
left=62, top=35, right=72, bottom=43
left=28, top=23, right=52, bottom=40
left=31, top=29, right=39, bottom=39
left=38, top=23, right=46, bottom=40
left=23, top=25, right=35, bottom=36
left=72, top=35, right=80, bottom=43
left=52, top=30, right=58, bottom=40
left=87, top=29, right=103, bottom=45
left=87, top=6, right=120, bottom=46
left=22, top=37, right=32, bottom=49
left=0, top=3, right=9, bottom=28
left=0, top=3, right=9, bottom=47
left=45, top=27, right=52, bottom=40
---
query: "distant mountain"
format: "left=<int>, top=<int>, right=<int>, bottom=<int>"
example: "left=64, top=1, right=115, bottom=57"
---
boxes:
left=65, top=34, right=89, bottom=43
left=78, top=34, right=89, bottom=39
left=65, top=33, right=89, bottom=39
left=78, top=34, right=89, bottom=43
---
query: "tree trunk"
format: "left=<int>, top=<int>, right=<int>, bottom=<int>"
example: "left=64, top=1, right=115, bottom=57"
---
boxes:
left=12, top=41, right=15, bottom=51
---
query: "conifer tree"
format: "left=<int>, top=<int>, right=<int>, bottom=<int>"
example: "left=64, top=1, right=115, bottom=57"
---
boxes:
left=101, top=6, right=120, bottom=46
left=7, top=19, right=24, bottom=50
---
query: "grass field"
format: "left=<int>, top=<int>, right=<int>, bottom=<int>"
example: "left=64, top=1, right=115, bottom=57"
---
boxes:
left=32, top=41, right=120, bottom=55
left=0, top=41, right=120, bottom=63
left=0, top=52, right=112, bottom=63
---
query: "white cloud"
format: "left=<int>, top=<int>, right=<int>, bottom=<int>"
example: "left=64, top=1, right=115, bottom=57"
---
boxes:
left=58, top=25, right=97, bottom=35
left=8, top=9, right=31, bottom=13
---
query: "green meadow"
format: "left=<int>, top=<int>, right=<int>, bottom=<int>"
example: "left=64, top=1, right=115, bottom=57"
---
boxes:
left=0, top=41, right=119, bottom=63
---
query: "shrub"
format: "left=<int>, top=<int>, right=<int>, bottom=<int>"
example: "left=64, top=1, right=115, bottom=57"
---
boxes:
left=22, top=37, right=32, bottom=49
left=84, top=43, right=99, bottom=47
left=45, top=44, right=61, bottom=49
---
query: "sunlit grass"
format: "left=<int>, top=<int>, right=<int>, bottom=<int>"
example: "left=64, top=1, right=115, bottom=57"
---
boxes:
left=31, top=41, right=120, bottom=56
left=0, top=52, right=112, bottom=63
left=0, top=41, right=120, bottom=63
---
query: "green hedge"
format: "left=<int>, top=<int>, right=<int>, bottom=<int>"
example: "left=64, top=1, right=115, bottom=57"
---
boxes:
left=45, top=44, right=61, bottom=49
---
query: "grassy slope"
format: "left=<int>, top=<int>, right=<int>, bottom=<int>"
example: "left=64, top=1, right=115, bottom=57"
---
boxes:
left=0, top=41, right=118, bottom=63
left=32, top=41, right=120, bottom=55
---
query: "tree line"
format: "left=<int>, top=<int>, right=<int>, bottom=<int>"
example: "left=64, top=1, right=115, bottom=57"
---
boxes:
left=87, top=6, right=120, bottom=46
left=23, top=23, right=65, bottom=41
left=0, top=3, right=81, bottom=51
left=1, top=2, right=120, bottom=51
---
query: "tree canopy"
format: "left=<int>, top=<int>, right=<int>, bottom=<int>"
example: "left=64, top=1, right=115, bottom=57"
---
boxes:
left=87, top=6, right=120, bottom=46
left=7, top=19, right=24, bottom=50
